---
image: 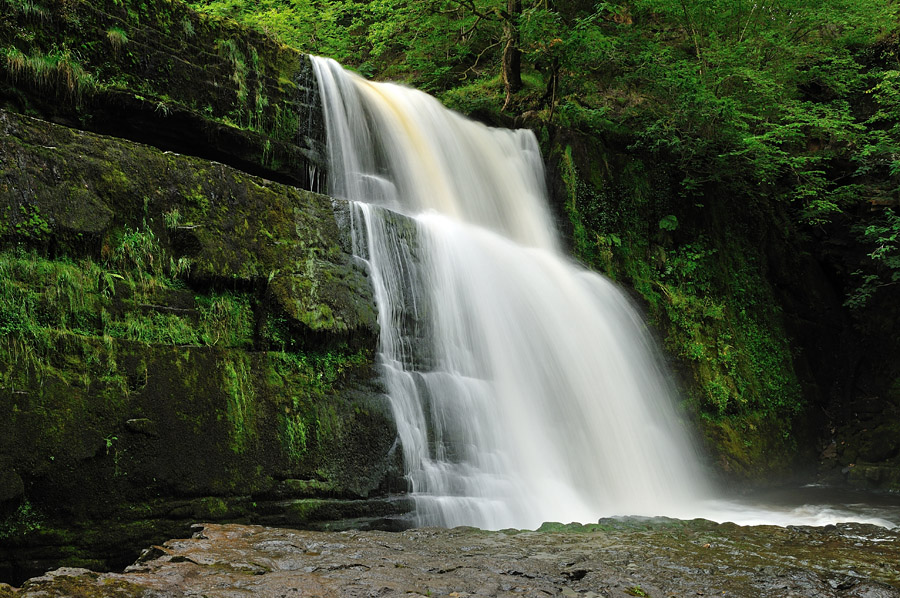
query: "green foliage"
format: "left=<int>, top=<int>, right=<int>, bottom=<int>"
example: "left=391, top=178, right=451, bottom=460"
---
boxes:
left=105, top=312, right=201, bottom=345
left=181, top=16, right=196, bottom=37
left=2, top=0, right=47, bottom=21
left=163, top=208, right=182, bottom=231
left=191, top=0, right=898, bottom=236
left=190, top=0, right=506, bottom=90
left=0, top=251, right=104, bottom=340
left=0, top=500, right=44, bottom=541
left=197, top=294, right=254, bottom=347
left=266, top=346, right=368, bottom=462
left=282, top=412, right=308, bottom=460
left=847, top=208, right=900, bottom=309
left=193, top=0, right=356, bottom=63
left=439, top=75, right=504, bottom=116
left=216, top=38, right=249, bottom=104
left=865, top=209, right=900, bottom=277
left=106, top=27, right=128, bottom=55
left=0, top=215, right=255, bottom=398
left=2, top=46, right=97, bottom=101
left=14, top=204, right=51, bottom=241
left=109, top=223, right=163, bottom=277
left=658, top=214, right=678, bottom=231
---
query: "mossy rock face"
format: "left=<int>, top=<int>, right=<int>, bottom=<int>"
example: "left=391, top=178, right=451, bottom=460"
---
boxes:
left=0, top=0, right=401, bottom=583
left=701, top=417, right=797, bottom=483
left=0, top=108, right=403, bottom=582
left=0, top=108, right=375, bottom=345
left=0, top=0, right=325, bottom=191
left=17, top=570, right=145, bottom=598
left=859, top=425, right=900, bottom=463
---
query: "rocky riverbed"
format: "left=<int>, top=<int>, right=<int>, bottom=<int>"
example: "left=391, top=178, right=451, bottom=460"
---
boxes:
left=2, top=519, right=898, bottom=597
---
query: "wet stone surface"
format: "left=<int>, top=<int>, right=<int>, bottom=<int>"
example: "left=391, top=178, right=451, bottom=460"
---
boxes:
left=7, top=519, right=900, bottom=597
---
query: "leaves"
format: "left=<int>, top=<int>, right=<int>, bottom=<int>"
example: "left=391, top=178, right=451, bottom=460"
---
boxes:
left=188, top=0, right=900, bottom=313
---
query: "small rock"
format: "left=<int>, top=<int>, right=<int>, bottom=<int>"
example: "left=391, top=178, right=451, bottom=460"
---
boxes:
left=125, top=418, right=158, bottom=436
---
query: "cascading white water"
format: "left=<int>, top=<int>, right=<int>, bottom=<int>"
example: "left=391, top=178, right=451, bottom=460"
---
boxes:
left=309, top=56, right=899, bottom=532
left=311, top=55, right=711, bottom=530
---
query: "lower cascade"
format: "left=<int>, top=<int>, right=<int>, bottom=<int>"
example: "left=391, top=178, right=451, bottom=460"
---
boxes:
left=312, top=56, right=709, bottom=530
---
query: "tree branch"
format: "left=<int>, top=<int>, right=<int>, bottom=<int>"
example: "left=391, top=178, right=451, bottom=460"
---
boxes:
left=448, top=0, right=497, bottom=22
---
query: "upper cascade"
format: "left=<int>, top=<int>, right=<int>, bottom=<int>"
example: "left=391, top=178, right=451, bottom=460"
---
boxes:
left=312, top=57, right=558, bottom=251
left=311, top=55, right=710, bottom=529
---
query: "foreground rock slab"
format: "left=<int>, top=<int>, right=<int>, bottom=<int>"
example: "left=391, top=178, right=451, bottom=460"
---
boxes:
left=6, top=520, right=900, bottom=597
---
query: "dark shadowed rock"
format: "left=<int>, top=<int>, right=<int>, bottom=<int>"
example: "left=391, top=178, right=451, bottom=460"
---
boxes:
left=0, top=109, right=404, bottom=582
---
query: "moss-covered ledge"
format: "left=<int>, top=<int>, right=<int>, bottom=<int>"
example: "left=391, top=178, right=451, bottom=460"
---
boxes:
left=0, top=108, right=376, bottom=343
left=0, top=0, right=324, bottom=191
left=0, top=108, right=403, bottom=583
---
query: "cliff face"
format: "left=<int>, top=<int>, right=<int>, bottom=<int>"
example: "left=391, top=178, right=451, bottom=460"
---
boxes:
left=0, top=0, right=405, bottom=585
left=0, top=0, right=325, bottom=189
left=0, top=106, right=406, bottom=582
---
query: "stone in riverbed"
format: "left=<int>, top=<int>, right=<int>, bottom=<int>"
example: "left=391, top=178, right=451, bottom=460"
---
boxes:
left=10, top=522, right=900, bottom=598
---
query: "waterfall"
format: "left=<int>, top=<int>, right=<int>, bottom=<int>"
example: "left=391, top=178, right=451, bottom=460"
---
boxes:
left=311, top=56, right=710, bottom=530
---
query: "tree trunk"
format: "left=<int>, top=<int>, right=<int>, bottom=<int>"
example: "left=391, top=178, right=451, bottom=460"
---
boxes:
left=501, top=0, right=522, bottom=110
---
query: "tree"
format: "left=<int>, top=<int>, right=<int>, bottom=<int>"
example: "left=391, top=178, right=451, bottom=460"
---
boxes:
left=500, top=0, right=523, bottom=108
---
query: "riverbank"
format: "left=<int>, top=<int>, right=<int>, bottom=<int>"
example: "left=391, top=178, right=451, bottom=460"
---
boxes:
left=2, top=520, right=899, bottom=597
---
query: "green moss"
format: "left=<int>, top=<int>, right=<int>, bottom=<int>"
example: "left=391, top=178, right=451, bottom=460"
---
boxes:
left=222, top=353, right=256, bottom=453
left=282, top=412, right=308, bottom=462
left=186, top=184, right=211, bottom=215
left=107, top=224, right=160, bottom=276
left=106, top=311, right=203, bottom=346
left=261, top=346, right=372, bottom=465
left=196, top=293, right=254, bottom=348
left=439, top=75, right=504, bottom=117
left=703, top=415, right=796, bottom=479
left=196, top=496, right=229, bottom=520
left=20, top=574, right=145, bottom=598
left=2, top=0, right=48, bottom=20
left=0, top=100, right=389, bottom=551
left=284, top=498, right=327, bottom=522
left=217, top=38, right=249, bottom=105
left=535, top=521, right=605, bottom=533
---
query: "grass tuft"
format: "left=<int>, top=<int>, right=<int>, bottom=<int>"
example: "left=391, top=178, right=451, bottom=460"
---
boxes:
left=106, top=27, right=128, bottom=56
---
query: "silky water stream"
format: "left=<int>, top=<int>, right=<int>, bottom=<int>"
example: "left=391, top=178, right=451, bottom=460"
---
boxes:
left=310, top=56, right=900, bottom=531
